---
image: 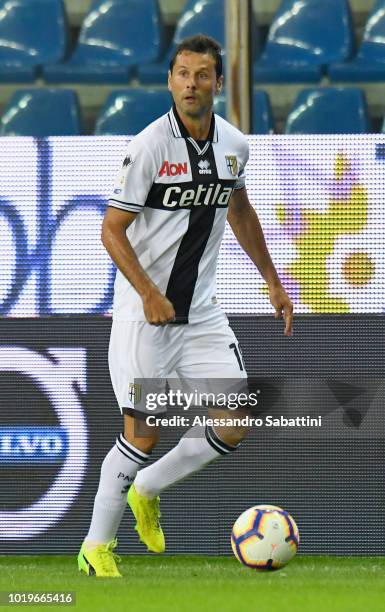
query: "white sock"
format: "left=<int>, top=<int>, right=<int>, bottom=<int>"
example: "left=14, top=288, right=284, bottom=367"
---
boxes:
left=134, top=425, right=239, bottom=499
left=85, top=433, right=151, bottom=545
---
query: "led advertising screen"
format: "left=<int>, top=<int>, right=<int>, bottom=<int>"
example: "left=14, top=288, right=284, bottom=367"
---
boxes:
left=1, top=135, right=384, bottom=317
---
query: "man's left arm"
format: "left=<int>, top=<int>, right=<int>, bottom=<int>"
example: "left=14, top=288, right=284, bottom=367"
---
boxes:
left=227, top=187, right=293, bottom=336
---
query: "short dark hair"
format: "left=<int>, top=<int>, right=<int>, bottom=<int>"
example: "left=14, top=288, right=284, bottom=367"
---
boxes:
left=169, top=34, right=223, bottom=78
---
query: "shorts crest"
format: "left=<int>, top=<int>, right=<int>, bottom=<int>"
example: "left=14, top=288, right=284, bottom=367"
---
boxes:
left=128, top=382, right=141, bottom=404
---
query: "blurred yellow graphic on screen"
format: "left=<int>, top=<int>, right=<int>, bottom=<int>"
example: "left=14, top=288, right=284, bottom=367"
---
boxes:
left=281, top=153, right=369, bottom=313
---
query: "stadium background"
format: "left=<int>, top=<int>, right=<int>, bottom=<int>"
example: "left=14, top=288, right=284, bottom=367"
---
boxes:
left=1, top=0, right=385, bottom=557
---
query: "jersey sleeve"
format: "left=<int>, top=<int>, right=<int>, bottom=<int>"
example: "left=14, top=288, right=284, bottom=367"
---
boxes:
left=108, top=137, right=158, bottom=213
left=233, top=138, right=249, bottom=190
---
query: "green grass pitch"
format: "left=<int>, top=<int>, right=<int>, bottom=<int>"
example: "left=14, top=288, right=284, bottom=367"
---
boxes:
left=1, top=556, right=385, bottom=611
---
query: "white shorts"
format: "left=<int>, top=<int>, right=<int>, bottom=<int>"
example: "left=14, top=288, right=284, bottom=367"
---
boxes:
left=109, top=314, right=248, bottom=416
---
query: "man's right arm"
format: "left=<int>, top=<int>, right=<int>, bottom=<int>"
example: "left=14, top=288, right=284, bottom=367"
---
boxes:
left=101, top=207, right=175, bottom=325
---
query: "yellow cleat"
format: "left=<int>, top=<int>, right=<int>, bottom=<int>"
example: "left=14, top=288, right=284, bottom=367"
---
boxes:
left=127, top=484, right=165, bottom=553
left=77, top=539, right=122, bottom=577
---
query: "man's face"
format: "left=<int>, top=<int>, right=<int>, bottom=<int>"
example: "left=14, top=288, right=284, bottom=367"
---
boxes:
left=168, top=51, right=222, bottom=120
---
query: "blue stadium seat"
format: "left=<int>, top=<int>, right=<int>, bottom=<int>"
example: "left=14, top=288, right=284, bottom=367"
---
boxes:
left=0, top=89, right=82, bottom=136
left=329, top=1, right=385, bottom=81
left=44, top=0, right=165, bottom=84
left=285, top=88, right=371, bottom=134
left=94, top=89, right=172, bottom=135
left=254, top=0, right=354, bottom=83
left=0, top=0, right=68, bottom=83
left=214, top=90, right=274, bottom=134
left=253, top=90, right=274, bottom=134
left=138, top=0, right=260, bottom=84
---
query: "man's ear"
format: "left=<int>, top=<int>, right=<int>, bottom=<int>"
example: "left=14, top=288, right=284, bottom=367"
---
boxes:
left=167, top=70, right=172, bottom=92
left=215, top=75, right=224, bottom=94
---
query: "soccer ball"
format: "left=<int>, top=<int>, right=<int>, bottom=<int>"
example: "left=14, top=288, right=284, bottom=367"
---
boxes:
left=231, top=504, right=299, bottom=570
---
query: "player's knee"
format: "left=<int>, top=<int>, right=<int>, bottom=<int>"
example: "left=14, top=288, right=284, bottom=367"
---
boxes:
left=123, top=414, right=159, bottom=453
left=123, top=429, right=159, bottom=453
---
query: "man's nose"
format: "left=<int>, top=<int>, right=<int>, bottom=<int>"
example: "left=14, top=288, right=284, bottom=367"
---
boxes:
left=186, top=75, right=197, bottom=88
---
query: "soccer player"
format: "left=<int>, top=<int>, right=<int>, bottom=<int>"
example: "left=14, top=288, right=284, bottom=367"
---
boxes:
left=78, top=34, right=293, bottom=577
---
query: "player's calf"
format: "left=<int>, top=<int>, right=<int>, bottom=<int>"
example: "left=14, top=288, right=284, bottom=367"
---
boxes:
left=207, top=407, right=251, bottom=447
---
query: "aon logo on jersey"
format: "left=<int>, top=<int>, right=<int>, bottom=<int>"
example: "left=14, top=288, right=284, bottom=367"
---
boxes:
left=163, top=183, right=233, bottom=208
left=159, top=161, right=188, bottom=177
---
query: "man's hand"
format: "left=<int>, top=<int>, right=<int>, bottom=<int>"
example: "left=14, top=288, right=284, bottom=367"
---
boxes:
left=142, top=289, right=176, bottom=325
left=268, top=284, right=293, bottom=337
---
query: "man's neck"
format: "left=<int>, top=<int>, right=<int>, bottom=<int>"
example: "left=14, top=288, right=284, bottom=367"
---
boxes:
left=175, top=106, right=213, bottom=141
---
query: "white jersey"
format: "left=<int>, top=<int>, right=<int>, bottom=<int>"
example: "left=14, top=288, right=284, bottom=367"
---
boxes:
left=108, top=105, right=249, bottom=324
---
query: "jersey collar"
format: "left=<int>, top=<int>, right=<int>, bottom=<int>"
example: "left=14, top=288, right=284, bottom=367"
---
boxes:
left=168, top=104, right=219, bottom=146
